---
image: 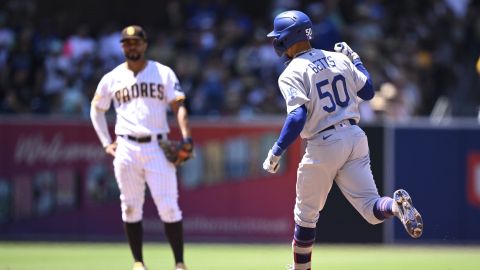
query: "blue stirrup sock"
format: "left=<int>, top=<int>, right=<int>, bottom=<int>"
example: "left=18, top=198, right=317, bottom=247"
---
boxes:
left=292, top=224, right=315, bottom=270
left=373, top=196, right=394, bottom=220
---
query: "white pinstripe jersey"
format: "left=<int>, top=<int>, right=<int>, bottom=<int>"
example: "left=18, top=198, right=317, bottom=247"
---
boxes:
left=92, top=60, right=182, bottom=136
left=278, top=49, right=368, bottom=139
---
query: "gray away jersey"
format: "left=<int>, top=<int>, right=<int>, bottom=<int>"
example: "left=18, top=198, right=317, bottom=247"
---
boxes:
left=278, top=49, right=368, bottom=139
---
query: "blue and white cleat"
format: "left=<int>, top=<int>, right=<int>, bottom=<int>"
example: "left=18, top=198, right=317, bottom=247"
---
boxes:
left=394, top=189, right=423, bottom=238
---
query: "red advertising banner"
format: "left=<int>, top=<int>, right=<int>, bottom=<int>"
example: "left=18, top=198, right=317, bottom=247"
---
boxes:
left=0, top=117, right=300, bottom=242
left=467, top=152, right=480, bottom=208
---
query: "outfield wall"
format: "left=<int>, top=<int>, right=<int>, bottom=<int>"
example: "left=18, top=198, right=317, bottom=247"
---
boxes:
left=0, top=117, right=300, bottom=242
left=388, top=123, right=480, bottom=243
left=0, top=117, right=479, bottom=243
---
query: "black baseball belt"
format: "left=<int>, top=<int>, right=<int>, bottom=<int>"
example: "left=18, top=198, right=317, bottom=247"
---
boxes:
left=118, top=134, right=163, bottom=143
left=320, top=119, right=357, bottom=133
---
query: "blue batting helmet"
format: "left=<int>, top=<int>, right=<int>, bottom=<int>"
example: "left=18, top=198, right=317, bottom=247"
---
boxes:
left=267, top=10, right=313, bottom=56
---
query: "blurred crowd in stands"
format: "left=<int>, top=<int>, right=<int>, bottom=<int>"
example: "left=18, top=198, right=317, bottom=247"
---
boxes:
left=0, top=0, right=479, bottom=122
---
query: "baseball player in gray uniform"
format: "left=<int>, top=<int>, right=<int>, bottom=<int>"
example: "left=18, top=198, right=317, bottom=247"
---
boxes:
left=262, top=11, right=423, bottom=270
left=90, top=25, right=191, bottom=270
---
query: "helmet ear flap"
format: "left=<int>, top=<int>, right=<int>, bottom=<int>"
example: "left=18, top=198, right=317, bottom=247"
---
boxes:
left=272, top=38, right=287, bottom=56
left=272, top=38, right=280, bottom=47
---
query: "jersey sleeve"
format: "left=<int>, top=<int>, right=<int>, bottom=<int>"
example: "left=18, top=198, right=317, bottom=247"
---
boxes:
left=165, top=67, right=182, bottom=103
left=91, top=74, right=112, bottom=111
left=347, top=58, right=368, bottom=92
left=278, top=73, right=310, bottom=114
left=174, top=90, right=186, bottom=102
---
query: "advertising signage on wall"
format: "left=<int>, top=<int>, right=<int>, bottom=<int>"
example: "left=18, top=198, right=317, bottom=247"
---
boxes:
left=393, top=127, right=480, bottom=242
left=467, top=152, right=480, bottom=208
left=0, top=118, right=300, bottom=241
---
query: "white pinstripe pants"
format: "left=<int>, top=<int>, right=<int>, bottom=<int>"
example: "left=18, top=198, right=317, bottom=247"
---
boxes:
left=113, top=136, right=182, bottom=223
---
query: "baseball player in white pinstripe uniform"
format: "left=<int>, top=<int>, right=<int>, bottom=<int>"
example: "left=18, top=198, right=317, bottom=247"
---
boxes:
left=90, top=25, right=190, bottom=270
left=263, top=11, right=423, bottom=270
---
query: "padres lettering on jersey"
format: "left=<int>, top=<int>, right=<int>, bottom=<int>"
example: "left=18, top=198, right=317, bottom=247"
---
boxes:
left=92, top=60, right=181, bottom=136
left=278, top=49, right=368, bottom=139
left=114, top=82, right=165, bottom=104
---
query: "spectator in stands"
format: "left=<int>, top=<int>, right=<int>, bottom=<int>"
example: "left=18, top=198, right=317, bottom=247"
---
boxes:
left=0, top=0, right=479, bottom=120
left=41, top=40, right=70, bottom=113
left=97, top=23, right=124, bottom=72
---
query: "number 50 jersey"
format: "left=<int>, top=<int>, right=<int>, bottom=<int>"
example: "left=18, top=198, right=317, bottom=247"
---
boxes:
left=278, top=49, right=369, bottom=139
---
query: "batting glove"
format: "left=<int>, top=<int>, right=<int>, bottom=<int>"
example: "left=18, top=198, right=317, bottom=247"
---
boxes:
left=263, top=149, right=281, bottom=174
left=334, top=42, right=360, bottom=62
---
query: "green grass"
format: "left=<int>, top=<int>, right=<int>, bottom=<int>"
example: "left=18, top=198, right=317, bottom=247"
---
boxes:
left=0, top=242, right=479, bottom=270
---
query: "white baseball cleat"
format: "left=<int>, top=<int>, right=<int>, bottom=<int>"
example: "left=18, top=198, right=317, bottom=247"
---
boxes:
left=175, top=262, right=188, bottom=270
left=132, top=262, right=147, bottom=270
left=393, top=189, right=423, bottom=238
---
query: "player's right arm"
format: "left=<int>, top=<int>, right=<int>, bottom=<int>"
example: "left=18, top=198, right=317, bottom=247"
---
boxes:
left=354, top=62, right=374, bottom=100
left=90, top=74, right=115, bottom=156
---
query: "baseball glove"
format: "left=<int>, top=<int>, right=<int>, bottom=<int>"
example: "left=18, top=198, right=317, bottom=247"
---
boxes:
left=159, top=138, right=194, bottom=166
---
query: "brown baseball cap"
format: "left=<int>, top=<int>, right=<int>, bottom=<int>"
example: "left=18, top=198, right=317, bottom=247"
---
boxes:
left=120, top=25, right=147, bottom=42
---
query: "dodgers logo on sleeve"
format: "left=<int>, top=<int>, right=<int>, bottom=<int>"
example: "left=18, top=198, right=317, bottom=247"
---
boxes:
left=286, top=87, right=297, bottom=101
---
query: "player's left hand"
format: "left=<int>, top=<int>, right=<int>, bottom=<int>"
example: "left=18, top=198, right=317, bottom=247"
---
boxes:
left=160, top=138, right=194, bottom=166
left=177, top=137, right=194, bottom=165
left=263, top=150, right=281, bottom=173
